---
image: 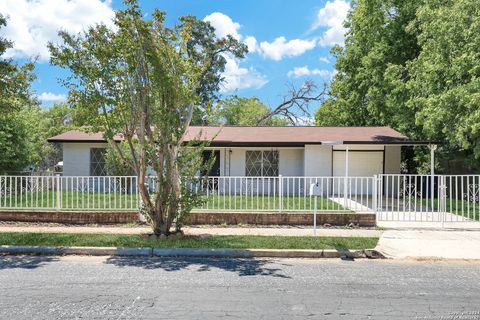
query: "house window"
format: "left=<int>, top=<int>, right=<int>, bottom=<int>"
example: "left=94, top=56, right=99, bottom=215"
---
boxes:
left=90, top=148, right=107, bottom=176
left=245, top=151, right=279, bottom=176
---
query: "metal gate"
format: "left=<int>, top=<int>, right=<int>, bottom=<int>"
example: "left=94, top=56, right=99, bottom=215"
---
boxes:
left=375, top=174, right=480, bottom=223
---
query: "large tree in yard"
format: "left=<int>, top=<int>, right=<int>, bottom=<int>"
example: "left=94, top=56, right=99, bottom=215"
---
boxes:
left=0, top=14, right=35, bottom=113
left=316, top=0, right=480, bottom=172
left=49, top=0, right=247, bottom=235
left=0, top=14, right=40, bottom=174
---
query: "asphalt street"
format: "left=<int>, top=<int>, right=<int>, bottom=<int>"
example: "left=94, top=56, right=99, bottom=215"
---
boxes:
left=0, top=255, right=479, bottom=319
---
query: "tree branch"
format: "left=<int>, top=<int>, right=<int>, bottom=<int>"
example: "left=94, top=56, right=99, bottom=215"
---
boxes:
left=256, top=80, right=327, bottom=126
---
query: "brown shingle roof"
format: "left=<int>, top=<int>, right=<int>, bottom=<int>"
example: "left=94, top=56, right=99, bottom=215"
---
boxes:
left=48, top=126, right=418, bottom=146
left=48, top=130, right=123, bottom=143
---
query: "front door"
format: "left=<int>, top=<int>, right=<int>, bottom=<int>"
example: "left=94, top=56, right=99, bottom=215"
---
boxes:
left=202, top=150, right=221, bottom=176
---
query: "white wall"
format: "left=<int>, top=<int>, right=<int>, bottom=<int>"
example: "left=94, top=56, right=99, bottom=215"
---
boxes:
left=303, top=145, right=332, bottom=176
left=62, top=143, right=402, bottom=179
left=383, top=146, right=401, bottom=196
left=279, top=149, right=304, bottom=176
left=228, top=149, right=246, bottom=176
left=332, top=151, right=384, bottom=177
left=384, top=146, right=401, bottom=174
left=62, top=143, right=108, bottom=176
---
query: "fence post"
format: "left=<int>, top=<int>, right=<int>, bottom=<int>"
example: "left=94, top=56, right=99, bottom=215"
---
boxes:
left=440, top=175, right=446, bottom=228
left=279, top=175, right=283, bottom=213
left=373, top=175, right=378, bottom=214
left=56, top=175, right=61, bottom=211
left=137, top=176, right=143, bottom=210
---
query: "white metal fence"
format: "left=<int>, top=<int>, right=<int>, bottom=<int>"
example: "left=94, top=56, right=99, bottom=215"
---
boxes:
left=0, top=175, right=374, bottom=212
left=376, top=174, right=480, bottom=223
left=0, top=175, right=139, bottom=211
left=190, top=176, right=375, bottom=212
left=1, top=173, right=478, bottom=223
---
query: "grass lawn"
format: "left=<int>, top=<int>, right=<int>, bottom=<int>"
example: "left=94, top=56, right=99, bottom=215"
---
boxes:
left=381, top=196, right=480, bottom=221
left=200, top=195, right=346, bottom=211
left=1, top=192, right=347, bottom=212
left=0, top=191, right=139, bottom=210
left=0, top=233, right=378, bottom=250
left=415, top=198, right=480, bottom=221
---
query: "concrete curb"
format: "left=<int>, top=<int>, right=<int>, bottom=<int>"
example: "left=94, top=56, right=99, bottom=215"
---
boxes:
left=0, top=245, right=385, bottom=259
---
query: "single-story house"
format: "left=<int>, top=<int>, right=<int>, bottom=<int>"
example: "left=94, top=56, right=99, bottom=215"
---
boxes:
left=48, top=126, right=430, bottom=179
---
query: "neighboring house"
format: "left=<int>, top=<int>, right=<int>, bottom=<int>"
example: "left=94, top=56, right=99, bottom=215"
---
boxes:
left=47, top=126, right=429, bottom=178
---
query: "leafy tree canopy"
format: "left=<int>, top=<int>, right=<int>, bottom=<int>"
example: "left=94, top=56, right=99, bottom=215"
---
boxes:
left=49, top=0, right=247, bottom=235
left=0, top=14, right=36, bottom=113
left=408, top=0, right=480, bottom=161
left=316, top=0, right=480, bottom=172
left=207, top=96, right=288, bottom=126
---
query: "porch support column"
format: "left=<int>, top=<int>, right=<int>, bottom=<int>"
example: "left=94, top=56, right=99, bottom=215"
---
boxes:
left=429, top=144, right=437, bottom=212
left=344, top=146, right=349, bottom=206
left=430, top=144, right=437, bottom=176
left=345, top=146, right=349, bottom=177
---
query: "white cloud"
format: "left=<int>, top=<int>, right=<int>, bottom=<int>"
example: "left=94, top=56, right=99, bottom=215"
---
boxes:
left=319, top=56, right=331, bottom=63
left=203, top=13, right=265, bottom=92
left=203, top=12, right=258, bottom=54
left=259, top=37, right=316, bottom=61
left=287, top=66, right=332, bottom=78
left=220, top=55, right=268, bottom=92
left=204, top=12, right=241, bottom=40
left=311, top=0, right=350, bottom=47
left=38, top=92, right=66, bottom=102
left=0, top=0, right=115, bottom=60
left=244, top=36, right=258, bottom=53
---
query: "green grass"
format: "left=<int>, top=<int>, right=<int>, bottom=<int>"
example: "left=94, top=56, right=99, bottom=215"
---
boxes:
left=1, top=192, right=347, bottom=212
left=423, top=198, right=480, bottom=221
left=0, top=233, right=378, bottom=250
left=386, top=197, right=480, bottom=221
left=199, top=195, right=346, bottom=211
left=0, top=191, right=139, bottom=210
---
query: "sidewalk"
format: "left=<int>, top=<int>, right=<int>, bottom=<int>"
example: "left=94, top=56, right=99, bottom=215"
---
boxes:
left=0, top=225, right=382, bottom=238
left=376, top=229, right=480, bottom=260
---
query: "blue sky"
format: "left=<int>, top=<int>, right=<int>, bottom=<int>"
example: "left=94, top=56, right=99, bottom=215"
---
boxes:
left=0, top=0, right=350, bottom=112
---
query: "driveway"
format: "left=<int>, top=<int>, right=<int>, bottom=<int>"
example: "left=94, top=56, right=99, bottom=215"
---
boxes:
left=376, top=229, right=480, bottom=260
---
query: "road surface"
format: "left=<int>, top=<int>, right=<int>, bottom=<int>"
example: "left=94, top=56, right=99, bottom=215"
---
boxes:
left=0, top=255, right=479, bottom=319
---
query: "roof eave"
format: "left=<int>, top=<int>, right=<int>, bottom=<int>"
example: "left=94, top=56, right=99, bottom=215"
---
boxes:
left=343, top=140, right=436, bottom=145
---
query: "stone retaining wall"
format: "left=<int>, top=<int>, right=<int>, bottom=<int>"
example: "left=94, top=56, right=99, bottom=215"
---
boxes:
left=0, top=210, right=376, bottom=227
left=0, top=211, right=139, bottom=224
left=188, top=212, right=375, bottom=227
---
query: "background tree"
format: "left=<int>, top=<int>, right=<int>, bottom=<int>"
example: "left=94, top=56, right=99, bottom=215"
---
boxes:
left=207, top=96, right=288, bottom=126
left=0, top=14, right=35, bottom=113
left=258, top=80, right=326, bottom=125
left=104, top=141, right=136, bottom=176
left=0, top=110, right=34, bottom=173
left=405, top=0, right=480, bottom=172
left=315, top=0, right=425, bottom=172
left=0, top=104, right=75, bottom=174
left=203, top=81, right=325, bottom=127
left=315, top=0, right=480, bottom=173
left=316, top=0, right=421, bottom=131
left=0, top=14, right=41, bottom=174
left=38, top=103, right=77, bottom=171
left=49, top=0, right=247, bottom=236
